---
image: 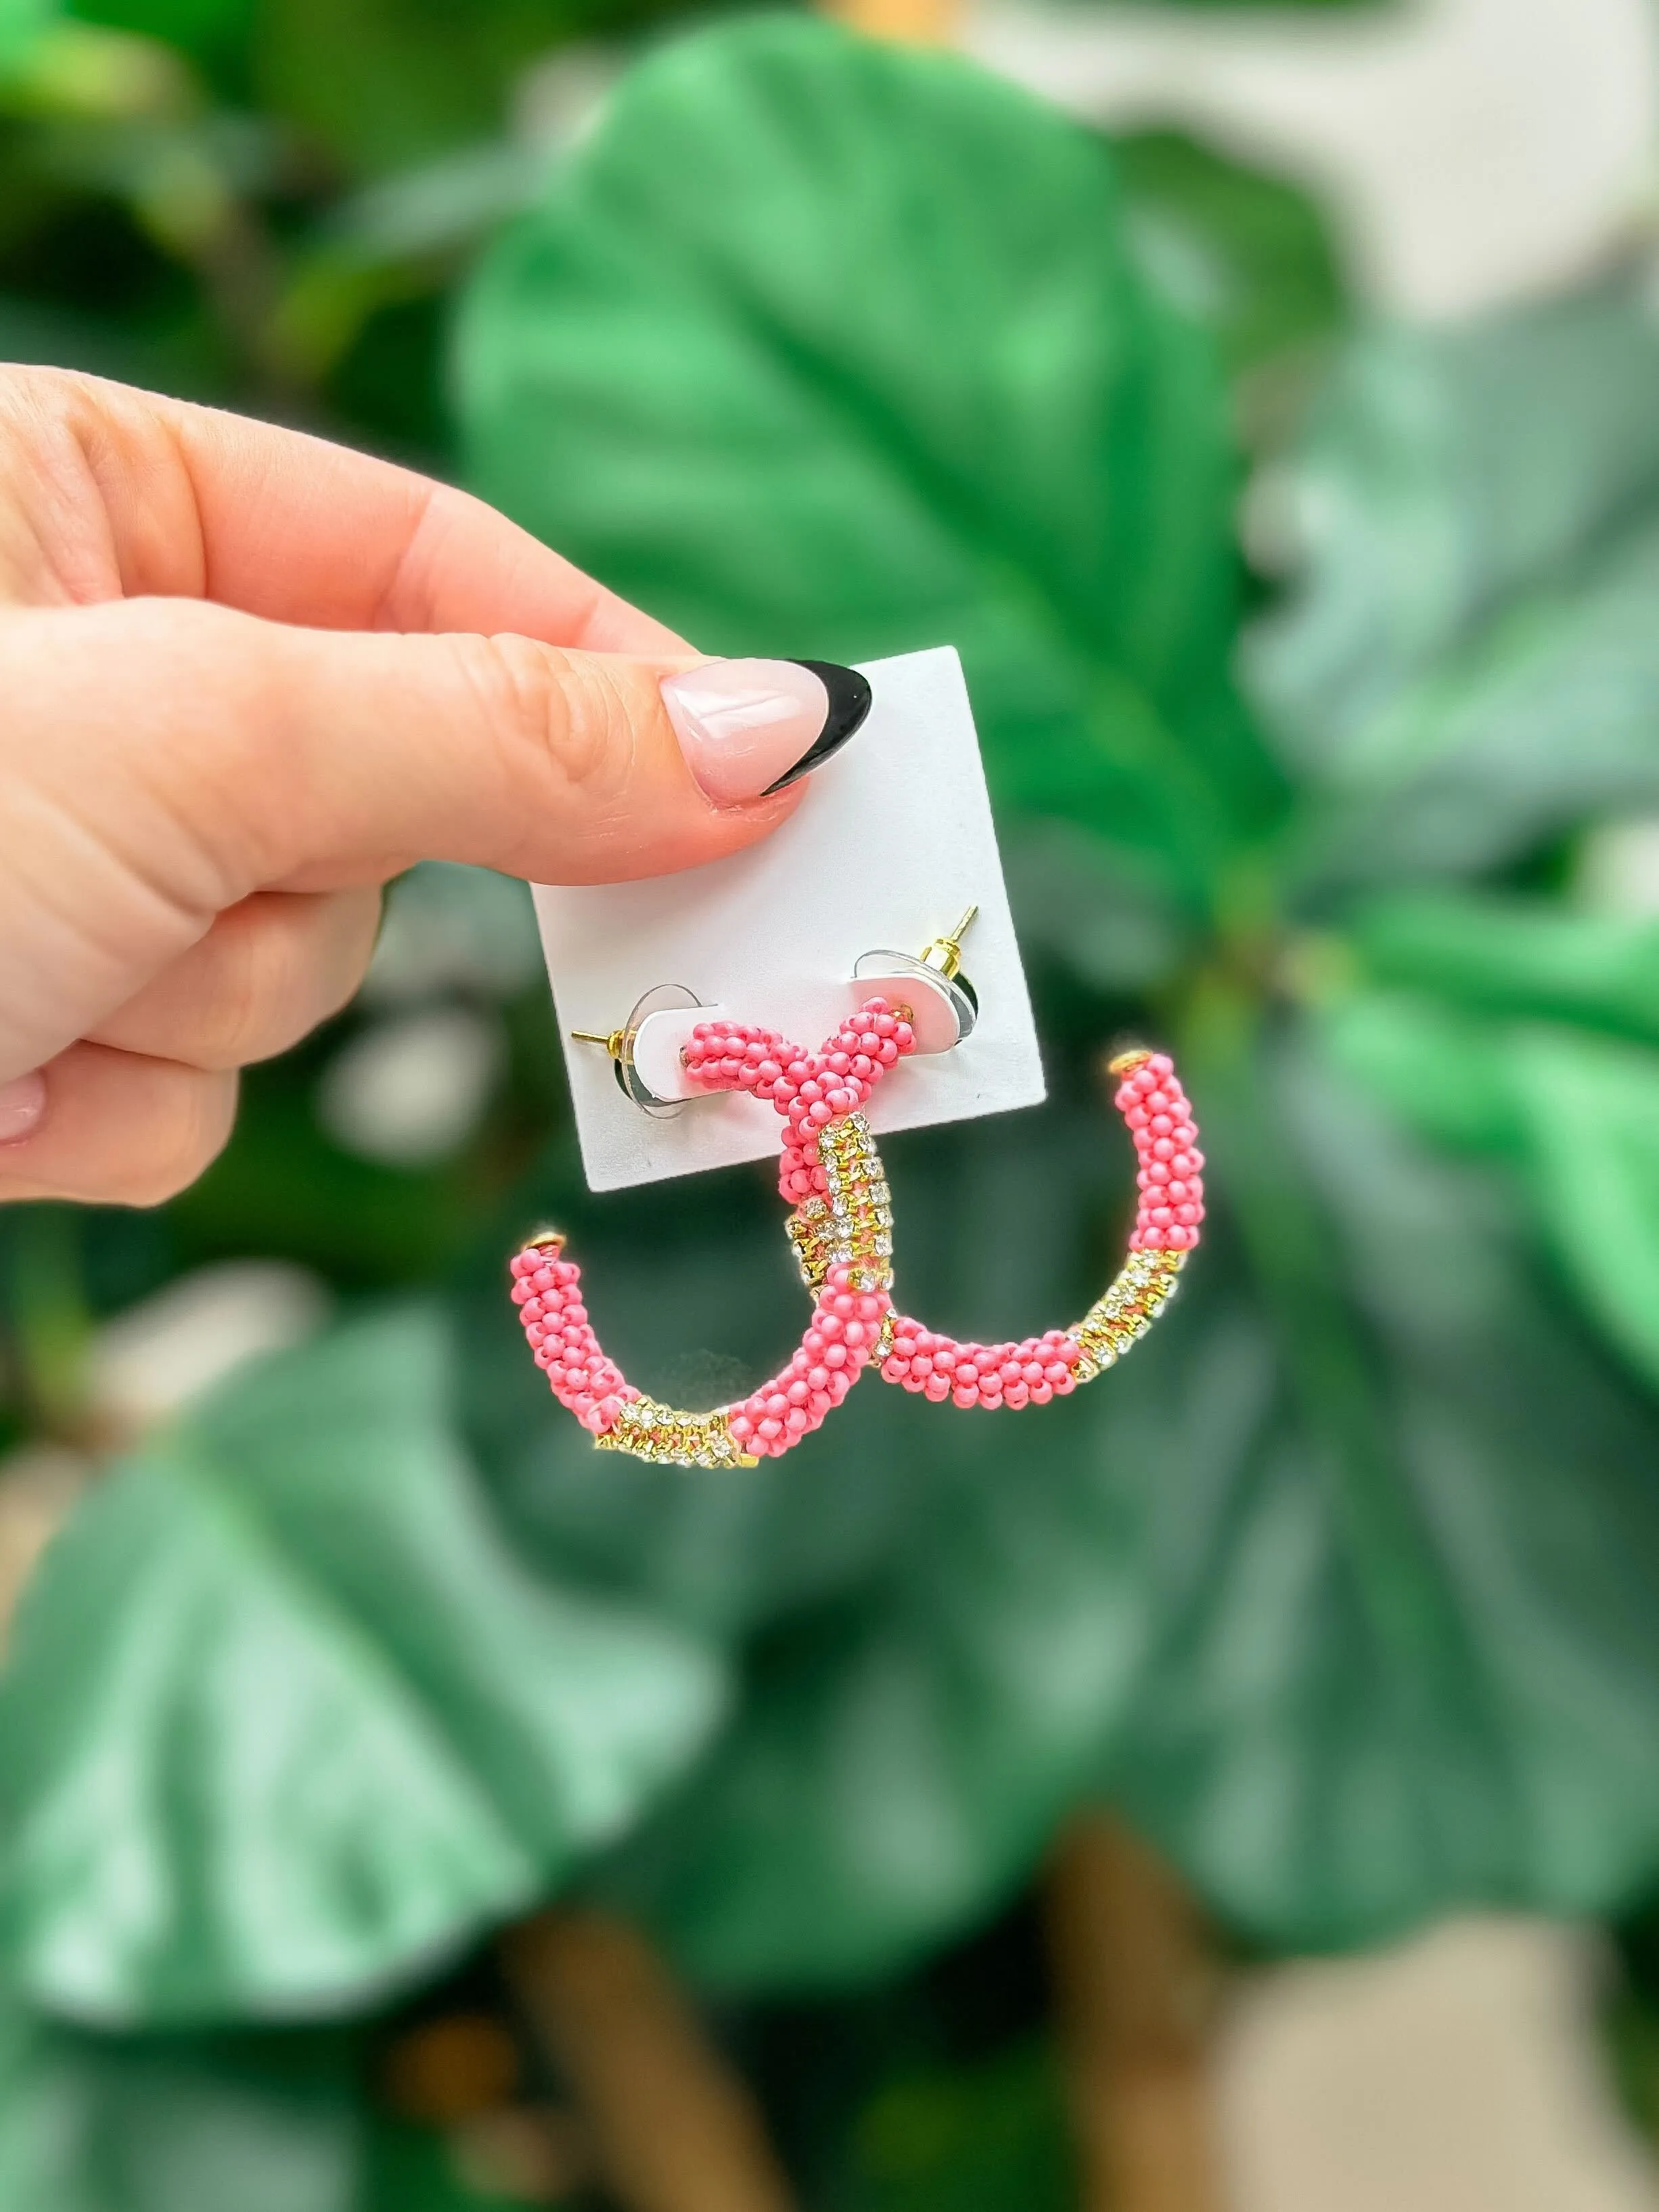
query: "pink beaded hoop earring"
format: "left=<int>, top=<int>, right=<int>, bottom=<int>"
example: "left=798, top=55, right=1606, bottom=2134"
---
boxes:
left=873, top=1049, right=1203, bottom=1408
left=509, top=997, right=918, bottom=1466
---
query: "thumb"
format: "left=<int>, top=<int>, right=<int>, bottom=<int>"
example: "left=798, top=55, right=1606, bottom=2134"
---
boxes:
left=10, top=598, right=868, bottom=897
left=256, top=617, right=873, bottom=890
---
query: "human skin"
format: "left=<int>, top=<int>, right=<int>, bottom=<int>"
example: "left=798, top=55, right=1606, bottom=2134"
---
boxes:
left=0, top=369, right=809, bottom=1207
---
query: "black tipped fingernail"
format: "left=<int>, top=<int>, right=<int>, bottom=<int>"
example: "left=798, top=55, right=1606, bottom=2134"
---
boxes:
left=760, top=661, right=873, bottom=795
left=662, top=658, right=874, bottom=806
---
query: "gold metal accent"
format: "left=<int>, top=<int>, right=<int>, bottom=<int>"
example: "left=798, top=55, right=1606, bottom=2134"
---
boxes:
left=1070, top=1248, right=1185, bottom=1380
left=1107, top=1046, right=1153, bottom=1078
left=785, top=1112, right=895, bottom=1296
left=522, top=1227, right=566, bottom=1254
left=594, top=1400, right=760, bottom=1470
left=571, top=1026, right=627, bottom=1058
left=920, top=904, right=979, bottom=981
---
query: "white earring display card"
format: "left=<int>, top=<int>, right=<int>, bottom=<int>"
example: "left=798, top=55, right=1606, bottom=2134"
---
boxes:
left=532, top=646, right=1045, bottom=1193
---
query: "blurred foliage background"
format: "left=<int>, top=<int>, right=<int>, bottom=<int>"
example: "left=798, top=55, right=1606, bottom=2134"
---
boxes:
left=8, top=0, right=1659, bottom=2207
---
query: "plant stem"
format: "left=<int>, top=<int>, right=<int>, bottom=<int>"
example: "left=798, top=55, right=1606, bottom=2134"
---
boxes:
left=502, top=1908, right=797, bottom=2212
left=1045, top=1812, right=1226, bottom=2212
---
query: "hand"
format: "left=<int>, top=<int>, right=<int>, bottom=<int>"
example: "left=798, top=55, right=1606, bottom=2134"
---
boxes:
left=0, top=371, right=849, bottom=1206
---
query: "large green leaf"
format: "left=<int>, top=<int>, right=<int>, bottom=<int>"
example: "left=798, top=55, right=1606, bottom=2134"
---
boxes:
left=1508, top=1027, right=1659, bottom=1400
left=597, top=1038, right=1659, bottom=1980
left=1131, top=0, right=1378, bottom=8
left=1251, top=285, right=1659, bottom=758
left=1113, top=127, right=1347, bottom=386
left=67, top=0, right=253, bottom=87
left=1315, top=988, right=1520, bottom=1157
left=0, top=1987, right=526, bottom=2212
left=1348, top=890, right=1659, bottom=1045
left=1110, top=1037, right=1659, bottom=1940
left=0, top=1312, right=725, bottom=2025
left=581, top=1097, right=1170, bottom=1982
left=1325, top=895, right=1659, bottom=1391
left=457, top=13, right=1286, bottom=903
left=600, top=1410, right=1160, bottom=1985
left=0, top=1994, right=363, bottom=2212
left=0, top=0, right=53, bottom=68
left=1297, top=516, right=1659, bottom=886
left=463, top=1089, right=1164, bottom=1981
left=1248, top=287, right=1659, bottom=885
left=254, top=0, right=675, bottom=179
left=1323, top=984, right=1659, bottom=1408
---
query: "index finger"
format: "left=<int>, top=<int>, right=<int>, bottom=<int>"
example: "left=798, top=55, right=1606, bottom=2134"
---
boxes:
left=0, top=368, right=684, bottom=653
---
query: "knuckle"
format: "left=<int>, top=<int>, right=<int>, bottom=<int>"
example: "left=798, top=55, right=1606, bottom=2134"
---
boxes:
left=0, top=363, right=95, bottom=438
left=455, top=632, right=633, bottom=796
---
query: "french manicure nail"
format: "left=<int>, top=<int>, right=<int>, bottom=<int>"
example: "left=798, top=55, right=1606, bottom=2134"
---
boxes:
left=0, top=1070, right=45, bottom=1145
left=662, top=658, right=872, bottom=807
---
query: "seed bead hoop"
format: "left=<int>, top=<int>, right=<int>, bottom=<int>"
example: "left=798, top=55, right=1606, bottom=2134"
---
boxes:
left=508, top=997, right=918, bottom=1466
left=874, top=1049, right=1203, bottom=1408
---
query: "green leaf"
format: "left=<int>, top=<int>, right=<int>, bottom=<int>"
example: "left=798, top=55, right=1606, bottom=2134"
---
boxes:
left=0, top=1312, right=726, bottom=2025
left=1003, top=819, right=1194, bottom=994
left=0, top=1993, right=363, bottom=2212
left=66, top=0, right=252, bottom=87
left=1303, top=515, right=1659, bottom=884
left=0, top=1985, right=526, bottom=2212
left=0, top=294, right=224, bottom=398
left=1508, top=1027, right=1659, bottom=1398
left=590, top=1038, right=1659, bottom=1977
left=480, top=1102, right=1163, bottom=1983
left=367, top=2117, right=532, bottom=2212
left=1315, top=987, right=1520, bottom=1156
left=1114, top=127, right=1347, bottom=384
left=602, top=1384, right=1164, bottom=1988
left=1249, top=285, right=1659, bottom=883
left=254, top=0, right=666, bottom=180
left=1253, top=284, right=1659, bottom=758
left=0, top=0, right=54, bottom=70
left=1350, top=890, right=1659, bottom=1044
left=456, top=14, right=1285, bottom=899
left=1110, top=1036, right=1659, bottom=1944
left=1127, top=0, right=1378, bottom=8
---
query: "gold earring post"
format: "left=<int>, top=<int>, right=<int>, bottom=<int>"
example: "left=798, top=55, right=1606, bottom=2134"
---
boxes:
left=571, top=1026, right=627, bottom=1059
left=920, top=903, right=978, bottom=980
